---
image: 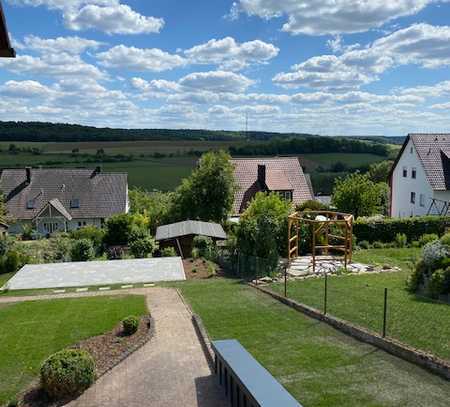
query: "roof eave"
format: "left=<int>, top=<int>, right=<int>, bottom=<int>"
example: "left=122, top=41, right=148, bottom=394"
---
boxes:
left=0, top=2, right=15, bottom=59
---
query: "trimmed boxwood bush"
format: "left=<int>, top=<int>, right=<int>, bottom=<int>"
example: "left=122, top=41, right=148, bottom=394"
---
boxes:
left=70, top=239, right=95, bottom=262
left=122, top=316, right=139, bottom=336
left=354, top=216, right=449, bottom=243
left=40, top=349, right=96, bottom=399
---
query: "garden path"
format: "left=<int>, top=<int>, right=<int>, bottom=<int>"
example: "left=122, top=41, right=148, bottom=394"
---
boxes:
left=1, top=287, right=228, bottom=407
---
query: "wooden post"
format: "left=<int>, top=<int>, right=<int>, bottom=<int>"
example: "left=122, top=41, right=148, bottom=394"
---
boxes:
left=287, top=217, right=292, bottom=263
left=312, top=222, right=316, bottom=274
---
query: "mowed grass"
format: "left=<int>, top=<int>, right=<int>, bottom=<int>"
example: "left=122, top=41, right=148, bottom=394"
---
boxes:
left=0, top=295, right=147, bottom=405
left=178, top=279, right=450, bottom=406
left=271, top=249, right=450, bottom=361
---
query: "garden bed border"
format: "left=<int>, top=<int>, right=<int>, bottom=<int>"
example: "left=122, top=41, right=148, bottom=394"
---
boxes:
left=250, top=283, right=450, bottom=381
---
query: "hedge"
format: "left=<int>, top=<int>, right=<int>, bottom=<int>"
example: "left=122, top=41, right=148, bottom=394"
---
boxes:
left=354, top=216, right=449, bottom=243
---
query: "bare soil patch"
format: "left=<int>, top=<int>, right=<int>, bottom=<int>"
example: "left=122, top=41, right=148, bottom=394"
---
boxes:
left=183, top=258, right=223, bottom=280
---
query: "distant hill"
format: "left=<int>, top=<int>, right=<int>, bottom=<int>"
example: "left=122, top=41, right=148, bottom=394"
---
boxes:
left=0, top=121, right=320, bottom=142
left=344, top=135, right=406, bottom=145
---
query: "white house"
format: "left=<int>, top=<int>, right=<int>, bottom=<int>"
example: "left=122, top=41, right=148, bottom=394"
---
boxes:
left=0, top=167, right=129, bottom=235
left=389, top=134, right=450, bottom=218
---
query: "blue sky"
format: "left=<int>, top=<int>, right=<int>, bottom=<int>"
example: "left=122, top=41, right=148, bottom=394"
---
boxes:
left=1, top=0, right=450, bottom=136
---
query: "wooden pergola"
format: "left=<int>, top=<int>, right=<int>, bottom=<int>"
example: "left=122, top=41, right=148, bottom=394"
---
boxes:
left=288, top=211, right=354, bottom=273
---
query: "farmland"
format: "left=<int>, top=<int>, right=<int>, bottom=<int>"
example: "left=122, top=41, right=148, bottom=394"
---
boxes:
left=0, top=140, right=392, bottom=192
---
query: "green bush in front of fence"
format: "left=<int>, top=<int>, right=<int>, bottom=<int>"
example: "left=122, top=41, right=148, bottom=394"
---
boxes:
left=354, top=216, right=449, bottom=243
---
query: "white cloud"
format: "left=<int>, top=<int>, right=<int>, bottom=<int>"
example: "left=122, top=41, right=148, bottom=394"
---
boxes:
left=0, top=80, right=53, bottom=97
left=22, top=35, right=103, bottom=54
left=64, top=3, right=164, bottom=35
left=274, top=23, right=450, bottom=90
left=178, top=71, right=255, bottom=93
left=8, top=0, right=164, bottom=35
left=97, top=45, right=187, bottom=72
left=233, top=0, right=433, bottom=35
left=184, top=37, right=279, bottom=70
left=0, top=53, right=106, bottom=79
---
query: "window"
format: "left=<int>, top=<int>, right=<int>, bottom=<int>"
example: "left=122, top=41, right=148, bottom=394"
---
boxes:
left=420, top=194, right=425, bottom=207
left=403, top=167, right=407, bottom=178
left=410, top=147, right=413, bottom=154
left=77, top=221, right=87, bottom=228
left=410, top=192, right=416, bottom=204
left=412, top=168, right=416, bottom=179
left=277, top=191, right=293, bottom=201
left=44, top=223, right=59, bottom=233
left=26, top=199, right=35, bottom=209
left=70, top=199, right=80, bottom=208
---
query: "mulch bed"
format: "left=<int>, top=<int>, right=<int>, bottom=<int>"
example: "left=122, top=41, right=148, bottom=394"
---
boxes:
left=183, top=258, right=224, bottom=279
left=18, top=315, right=153, bottom=407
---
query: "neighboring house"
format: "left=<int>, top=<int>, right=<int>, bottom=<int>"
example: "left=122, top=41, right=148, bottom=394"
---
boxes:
left=0, top=167, right=129, bottom=235
left=389, top=134, right=450, bottom=218
left=156, top=220, right=227, bottom=258
left=0, top=1, right=15, bottom=58
left=231, top=157, right=314, bottom=215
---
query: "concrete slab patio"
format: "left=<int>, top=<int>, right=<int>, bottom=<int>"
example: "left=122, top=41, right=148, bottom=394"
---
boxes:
left=4, top=257, right=186, bottom=290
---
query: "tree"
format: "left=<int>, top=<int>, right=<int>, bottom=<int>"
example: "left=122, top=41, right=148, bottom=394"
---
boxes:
left=70, top=239, right=95, bottom=262
left=172, top=151, right=236, bottom=223
left=129, top=235, right=158, bottom=258
left=236, top=193, right=292, bottom=273
left=129, top=188, right=174, bottom=234
left=0, top=193, right=7, bottom=223
left=368, top=160, right=394, bottom=183
left=331, top=173, right=387, bottom=218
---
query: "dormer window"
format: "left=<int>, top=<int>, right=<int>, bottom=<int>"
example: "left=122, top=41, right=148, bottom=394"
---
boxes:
left=277, top=191, right=293, bottom=201
left=70, top=199, right=80, bottom=209
left=402, top=167, right=407, bottom=178
left=26, top=199, right=35, bottom=209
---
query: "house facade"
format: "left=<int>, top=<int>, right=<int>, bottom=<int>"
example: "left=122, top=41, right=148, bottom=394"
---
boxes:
left=0, top=167, right=129, bottom=235
left=231, top=157, right=314, bottom=215
left=389, top=134, right=450, bottom=218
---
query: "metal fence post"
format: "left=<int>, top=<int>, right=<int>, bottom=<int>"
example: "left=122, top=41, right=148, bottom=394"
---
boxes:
left=284, top=264, right=287, bottom=298
left=324, top=273, right=328, bottom=315
left=382, top=288, right=388, bottom=338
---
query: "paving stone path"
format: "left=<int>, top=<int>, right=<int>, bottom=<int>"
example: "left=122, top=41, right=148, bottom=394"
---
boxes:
left=1, top=288, right=228, bottom=407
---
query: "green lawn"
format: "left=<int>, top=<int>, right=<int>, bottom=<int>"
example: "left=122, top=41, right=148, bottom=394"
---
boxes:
left=0, top=295, right=147, bottom=405
left=270, top=248, right=450, bottom=362
left=178, top=279, right=450, bottom=406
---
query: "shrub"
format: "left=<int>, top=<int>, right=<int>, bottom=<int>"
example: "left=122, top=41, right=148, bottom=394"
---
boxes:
left=70, top=239, right=95, bottom=262
left=50, top=236, right=72, bottom=262
left=0, top=238, right=10, bottom=257
left=129, top=236, right=157, bottom=258
left=395, top=233, right=408, bottom=248
left=354, top=216, right=448, bottom=243
left=193, top=235, right=215, bottom=259
left=411, top=240, right=420, bottom=248
left=40, top=349, right=95, bottom=399
left=161, top=246, right=177, bottom=257
left=422, top=240, right=449, bottom=269
left=358, top=240, right=370, bottom=250
left=70, top=226, right=105, bottom=254
left=2, top=250, right=21, bottom=274
left=191, top=247, right=200, bottom=259
left=428, top=269, right=447, bottom=298
left=419, top=233, right=439, bottom=247
left=372, top=241, right=384, bottom=249
left=103, top=214, right=135, bottom=246
left=407, top=259, right=426, bottom=293
left=122, top=316, right=139, bottom=336
left=440, top=233, right=450, bottom=247
left=296, top=199, right=329, bottom=212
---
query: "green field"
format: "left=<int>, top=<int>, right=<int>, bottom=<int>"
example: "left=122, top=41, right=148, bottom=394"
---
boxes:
left=0, top=295, right=147, bottom=405
left=178, top=279, right=450, bottom=406
left=0, top=141, right=387, bottom=192
left=270, top=249, right=450, bottom=361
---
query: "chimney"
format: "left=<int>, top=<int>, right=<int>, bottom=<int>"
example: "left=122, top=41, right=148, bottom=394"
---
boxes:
left=258, top=164, right=266, bottom=186
left=25, top=167, right=31, bottom=184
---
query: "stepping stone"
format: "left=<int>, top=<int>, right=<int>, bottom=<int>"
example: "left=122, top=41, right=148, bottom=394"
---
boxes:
left=121, top=285, right=133, bottom=289
left=76, top=288, right=88, bottom=292
left=53, top=289, right=66, bottom=294
left=99, top=287, right=111, bottom=291
left=144, top=283, right=155, bottom=287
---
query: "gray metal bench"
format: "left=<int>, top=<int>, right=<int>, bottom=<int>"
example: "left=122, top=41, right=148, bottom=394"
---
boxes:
left=212, top=339, right=303, bottom=407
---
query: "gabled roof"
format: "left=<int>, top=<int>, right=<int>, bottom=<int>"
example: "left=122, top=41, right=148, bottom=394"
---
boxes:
left=231, top=157, right=314, bottom=214
left=0, top=2, right=15, bottom=58
left=35, top=198, right=73, bottom=221
left=390, top=134, right=450, bottom=190
left=0, top=168, right=128, bottom=220
left=156, top=220, right=227, bottom=241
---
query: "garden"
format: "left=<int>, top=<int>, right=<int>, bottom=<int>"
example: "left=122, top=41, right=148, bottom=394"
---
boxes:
left=0, top=295, right=148, bottom=406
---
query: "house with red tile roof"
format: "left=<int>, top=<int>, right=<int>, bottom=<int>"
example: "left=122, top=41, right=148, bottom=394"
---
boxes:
left=389, top=134, right=450, bottom=217
left=231, top=157, right=314, bottom=215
